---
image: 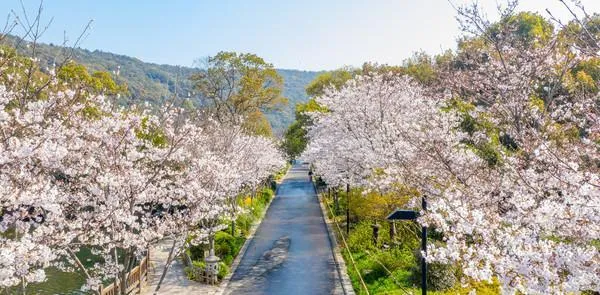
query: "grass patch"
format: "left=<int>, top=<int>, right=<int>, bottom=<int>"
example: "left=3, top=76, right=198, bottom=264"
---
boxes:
left=320, top=189, right=500, bottom=295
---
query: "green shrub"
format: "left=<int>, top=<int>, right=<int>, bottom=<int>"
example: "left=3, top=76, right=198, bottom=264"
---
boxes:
left=390, top=222, right=421, bottom=250
left=273, top=165, right=289, bottom=182
left=347, top=221, right=383, bottom=252
left=214, top=231, right=245, bottom=266
left=250, top=202, right=264, bottom=219
left=188, top=245, right=206, bottom=261
left=184, top=266, right=193, bottom=280
left=184, top=266, right=199, bottom=281
left=184, top=260, right=206, bottom=281
left=192, top=260, right=205, bottom=269
left=258, top=187, right=274, bottom=203
left=217, top=262, right=229, bottom=280
left=236, top=213, right=253, bottom=236
left=356, top=254, right=388, bottom=286
left=375, top=248, right=414, bottom=270
left=411, top=249, right=457, bottom=291
left=215, top=232, right=234, bottom=255
left=446, top=278, right=500, bottom=294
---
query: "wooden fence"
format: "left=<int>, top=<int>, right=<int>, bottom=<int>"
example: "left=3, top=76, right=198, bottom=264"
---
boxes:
left=100, top=254, right=149, bottom=295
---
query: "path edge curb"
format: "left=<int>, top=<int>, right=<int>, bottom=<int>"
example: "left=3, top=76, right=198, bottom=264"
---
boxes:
left=312, top=180, right=356, bottom=295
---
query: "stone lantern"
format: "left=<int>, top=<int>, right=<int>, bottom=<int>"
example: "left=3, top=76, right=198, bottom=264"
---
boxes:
left=204, top=236, right=221, bottom=285
left=204, top=252, right=220, bottom=284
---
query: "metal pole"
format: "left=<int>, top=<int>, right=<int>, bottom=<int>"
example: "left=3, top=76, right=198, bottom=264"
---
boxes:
left=421, top=196, right=427, bottom=295
left=346, top=183, right=350, bottom=236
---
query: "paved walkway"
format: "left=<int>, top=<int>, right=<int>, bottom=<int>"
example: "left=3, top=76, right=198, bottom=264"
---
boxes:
left=143, top=239, right=221, bottom=295
left=226, top=163, right=341, bottom=295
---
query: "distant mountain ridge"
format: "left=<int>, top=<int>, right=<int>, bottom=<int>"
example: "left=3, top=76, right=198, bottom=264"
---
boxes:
left=4, top=36, right=320, bottom=135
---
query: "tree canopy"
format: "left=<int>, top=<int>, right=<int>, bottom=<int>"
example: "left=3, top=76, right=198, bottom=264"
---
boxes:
left=190, top=51, right=288, bottom=137
left=303, top=4, right=600, bottom=294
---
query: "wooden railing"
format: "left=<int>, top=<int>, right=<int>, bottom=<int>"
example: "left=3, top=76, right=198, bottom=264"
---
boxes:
left=100, top=254, right=149, bottom=295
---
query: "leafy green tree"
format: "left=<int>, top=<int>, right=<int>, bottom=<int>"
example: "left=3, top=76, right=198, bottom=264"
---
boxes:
left=399, top=52, right=437, bottom=85
left=57, top=62, right=127, bottom=99
left=282, top=121, right=306, bottom=160
left=0, top=45, right=50, bottom=103
left=491, top=12, right=554, bottom=45
left=0, top=45, right=126, bottom=110
left=190, top=51, right=287, bottom=136
left=243, top=109, right=273, bottom=137
left=282, top=68, right=354, bottom=159
left=282, top=98, right=329, bottom=159
left=305, top=67, right=354, bottom=97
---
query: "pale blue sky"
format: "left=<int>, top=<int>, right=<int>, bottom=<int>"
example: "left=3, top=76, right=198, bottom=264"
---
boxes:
left=1, top=0, right=599, bottom=71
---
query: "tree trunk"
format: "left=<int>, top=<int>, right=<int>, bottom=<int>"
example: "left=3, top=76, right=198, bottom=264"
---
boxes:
left=154, top=239, right=177, bottom=294
left=209, top=234, right=216, bottom=257
left=66, top=248, right=100, bottom=295
left=120, top=251, right=132, bottom=295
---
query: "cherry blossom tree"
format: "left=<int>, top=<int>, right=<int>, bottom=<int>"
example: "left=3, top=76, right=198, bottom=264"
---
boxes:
left=304, top=32, right=600, bottom=292
left=1, top=45, right=285, bottom=294
left=0, top=85, right=72, bottom=291
left=150, top=117, right=285, bottom=293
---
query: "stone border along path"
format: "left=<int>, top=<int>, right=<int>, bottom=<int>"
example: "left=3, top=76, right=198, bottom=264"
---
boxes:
left=143, top=167, right=288, bottom=295
left=313, top=183, right=356, bottom=295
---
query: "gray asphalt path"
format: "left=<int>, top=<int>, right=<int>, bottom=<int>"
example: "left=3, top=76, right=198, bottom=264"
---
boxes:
left=226, top=163, right=338, bottom=295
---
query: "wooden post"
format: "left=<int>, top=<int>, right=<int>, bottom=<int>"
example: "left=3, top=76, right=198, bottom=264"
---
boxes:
left=138, top=269, right=142, bottom=294
left=334, top=188, right=339, bottom=214
left=146, top=249, right=150, bottom=282
left=346, top=183, right=350, bottom=236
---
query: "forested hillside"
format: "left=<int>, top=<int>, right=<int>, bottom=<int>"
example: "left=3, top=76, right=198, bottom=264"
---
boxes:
left=4, top=36, right=319, bottom=135
left=268, top=69, right=320, bottom=134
